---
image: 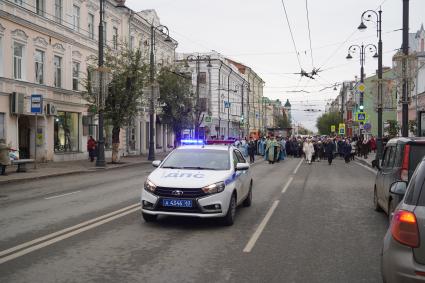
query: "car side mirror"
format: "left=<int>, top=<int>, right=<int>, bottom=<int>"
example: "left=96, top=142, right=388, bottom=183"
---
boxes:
left=390, top=181, right=408, bottom=197
left=152, top=160, right=161, bottom=167
left=236, top=162, right=250, bottom=171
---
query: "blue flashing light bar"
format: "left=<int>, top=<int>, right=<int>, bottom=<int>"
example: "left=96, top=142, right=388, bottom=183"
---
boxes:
left=180, top=139, right=205, bottom=145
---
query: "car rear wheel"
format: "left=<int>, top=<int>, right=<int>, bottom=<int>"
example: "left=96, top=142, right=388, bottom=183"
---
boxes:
left=374, top=187, right=382, bottom=212
left=222, top=193, right=236, bottom=226
left=243, top=181, right=253, bottom=207
left=142, top=213, right=157, bottom=223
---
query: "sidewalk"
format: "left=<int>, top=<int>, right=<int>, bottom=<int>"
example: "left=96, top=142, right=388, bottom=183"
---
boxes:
left=354, top=152, right=377, bottom=168
left=0, top=152, right=170, bottom=185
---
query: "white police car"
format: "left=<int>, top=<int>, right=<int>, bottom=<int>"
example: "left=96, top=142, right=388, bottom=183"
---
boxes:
left=141, top=141, right=253, bottom=226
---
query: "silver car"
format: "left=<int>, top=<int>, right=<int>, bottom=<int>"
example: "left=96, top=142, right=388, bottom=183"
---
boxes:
left=382, top=158, right=425, bottom=282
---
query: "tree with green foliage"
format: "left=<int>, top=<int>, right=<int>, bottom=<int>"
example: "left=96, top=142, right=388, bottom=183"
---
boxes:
left=84, top=44, right=148, bottom=163
left=157, top=67, right=193, bottom=147
left=386, top=120, right=400, bottom=138
left=298, top=126, right=314, bottom=136
left=316, top=112, right=343, bottom=135
left=275, top=112, right=290, bottom=129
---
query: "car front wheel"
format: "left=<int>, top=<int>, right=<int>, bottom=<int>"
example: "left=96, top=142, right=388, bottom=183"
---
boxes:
left=222, top=193, right=236, bottom=226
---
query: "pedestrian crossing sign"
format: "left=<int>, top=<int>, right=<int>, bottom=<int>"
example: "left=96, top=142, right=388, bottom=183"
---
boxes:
left=331, top=125, right=336, bottom=132
left=356, top=112, right=367, bottom=121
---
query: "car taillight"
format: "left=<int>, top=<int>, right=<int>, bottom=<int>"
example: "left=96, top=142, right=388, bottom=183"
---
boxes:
left=400, top=145, right=410, bottom=182
left=391, top=210, right=419, bottom=248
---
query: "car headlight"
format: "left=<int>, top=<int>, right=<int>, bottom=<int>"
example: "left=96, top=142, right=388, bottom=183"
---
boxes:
left=202, top=181, right=225, bottom=194
left=144, top=179, right=157, bottom=193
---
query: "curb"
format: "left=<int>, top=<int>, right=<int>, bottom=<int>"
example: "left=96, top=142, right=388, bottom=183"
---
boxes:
left=0, top=160, right=153, bottom=185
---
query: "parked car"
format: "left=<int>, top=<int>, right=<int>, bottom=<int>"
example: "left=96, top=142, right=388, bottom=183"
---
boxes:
left=382, top=157, right=425, bottom=282
left=372, top=137, right=425, bottom=217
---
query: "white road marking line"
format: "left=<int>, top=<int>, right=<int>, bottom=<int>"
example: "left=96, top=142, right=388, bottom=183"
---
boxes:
left=354, top=162, right=377, bottom=174
left=0, top=207, right=140, bottom=264
left=44, top=190, right=82, bottom=200
left=293, top=159, right=303, bottom=175
left=281, top=177, right=294, bottom=194
left=0, top=203, right=139, bottom=258
left=243, top=200, right=280, bottom=253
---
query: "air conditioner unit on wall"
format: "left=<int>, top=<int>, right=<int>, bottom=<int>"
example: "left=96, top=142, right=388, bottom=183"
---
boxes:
left=9, top=92, right=24, bottom=114
left=46, top=103, right=57, bottom=116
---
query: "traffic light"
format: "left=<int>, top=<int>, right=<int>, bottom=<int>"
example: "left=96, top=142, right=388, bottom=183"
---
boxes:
left=359, top=105, right=364, bottom=111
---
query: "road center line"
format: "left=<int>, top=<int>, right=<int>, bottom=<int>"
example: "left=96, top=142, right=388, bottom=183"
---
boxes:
left=45, top=190, right=82, bottom=200
left=0, top=207, right=140, bottom=265
left=281, top=177, right=294, bottom=194
left=243, top=200, right=280, bottom=253
left=0, top=203, right=139, bottom=259
left=354, top=162, right=377, bottom=174
left=293, top=159, right=303, bottom=175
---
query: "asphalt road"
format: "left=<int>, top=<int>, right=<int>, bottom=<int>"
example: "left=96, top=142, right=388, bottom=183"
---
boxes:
left=0, top=157, right=388, bottom=283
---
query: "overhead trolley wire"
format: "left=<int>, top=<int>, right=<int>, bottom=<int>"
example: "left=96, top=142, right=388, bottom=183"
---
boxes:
left=305, top=0, right=314, bottom=68
left=280, top=0, right=303, bottom=70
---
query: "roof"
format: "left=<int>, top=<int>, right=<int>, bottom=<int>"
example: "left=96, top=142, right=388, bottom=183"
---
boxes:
left=284, top=99, right=291, bottom=107
left=177, top=145, right=232, bottom=151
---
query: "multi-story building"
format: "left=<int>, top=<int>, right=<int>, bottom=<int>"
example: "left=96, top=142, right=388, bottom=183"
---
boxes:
left=177, top=52, right=264, bottom=140
left=0, top=0, right=176, bottom=161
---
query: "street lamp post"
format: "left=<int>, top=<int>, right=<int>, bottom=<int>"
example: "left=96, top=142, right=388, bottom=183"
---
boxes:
left=185, top=55, right=212, bottom=140
left=96, top=0, right=106, bottom=167
left=358, top=8, right=384, bottom=159
left=148, top=24, right=172, bottom=161
left=346, top=43, right=378, bottom=133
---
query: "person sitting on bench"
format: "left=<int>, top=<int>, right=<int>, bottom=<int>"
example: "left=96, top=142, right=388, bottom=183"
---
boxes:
left=0, top=138, right=11, bottom=175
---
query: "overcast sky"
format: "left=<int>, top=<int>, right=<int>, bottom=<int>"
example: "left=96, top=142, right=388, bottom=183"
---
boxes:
left=126, top=0, right=425, bottom=132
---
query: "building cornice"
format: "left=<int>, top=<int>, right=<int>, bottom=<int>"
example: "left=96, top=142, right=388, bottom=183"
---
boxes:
left=0, top=77, right=82, bottom=97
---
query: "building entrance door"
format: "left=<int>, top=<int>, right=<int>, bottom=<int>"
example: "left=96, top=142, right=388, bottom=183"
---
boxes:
left=19, top=116, right=31, bottom=158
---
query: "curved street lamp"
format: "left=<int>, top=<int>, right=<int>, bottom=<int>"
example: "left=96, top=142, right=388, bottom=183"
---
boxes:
left=358, top=8, right=384, bottom=160
left=185, top=55, right=212, bottom=139
left=346, top=43, right=378, bottom=111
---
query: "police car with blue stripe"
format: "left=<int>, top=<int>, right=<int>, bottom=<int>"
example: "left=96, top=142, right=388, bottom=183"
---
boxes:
left=141, top=140, right=253, bottom=226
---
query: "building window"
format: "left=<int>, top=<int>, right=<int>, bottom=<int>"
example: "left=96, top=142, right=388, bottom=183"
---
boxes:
left=73, top=5, right=80, bottom=32
left=54, top=55, right=62, bottom=88
left=0, top=113, right=4, bottom=139
left=54, top=0, right=62, bottom=23
left=13, top=42, right=24, bottom=80
left=113, top=27, right=118, bottom=50
left=36, top=0, right=45, bottom=16
left=72, top=62, right=80, bottom=91
left=129, top=36, right=134, bottom=50
left=88, top=13, right=94, bottom=39
left=54, top=111, right=80, bottom=152
left=35, top=50, right=44, bottom=84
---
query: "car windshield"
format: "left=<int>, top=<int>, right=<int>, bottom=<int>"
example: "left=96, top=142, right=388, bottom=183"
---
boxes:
left=161, top=149, right=230, bottom=170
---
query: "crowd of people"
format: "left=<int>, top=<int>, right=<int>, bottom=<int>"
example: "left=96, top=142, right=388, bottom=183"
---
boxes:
left=235, top=135, right=380, bottom=166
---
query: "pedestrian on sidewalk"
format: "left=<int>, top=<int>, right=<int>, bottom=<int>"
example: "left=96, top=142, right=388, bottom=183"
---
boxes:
left=248, top=137, right=256, bottom=163
left=87, top=136, right=97, bottom=162
left=0, top=139, right=11, bottom=175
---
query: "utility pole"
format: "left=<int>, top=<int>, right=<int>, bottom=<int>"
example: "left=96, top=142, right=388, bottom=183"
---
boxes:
left=401, top=0, right=409, bottom=137
left=96, top=0, right=106, bottom=167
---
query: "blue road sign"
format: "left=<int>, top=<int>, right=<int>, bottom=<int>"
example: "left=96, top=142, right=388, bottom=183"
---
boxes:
left=357, top=112, right=366, bottom=121
left=31, top=94, right=43, bottom=114
left=224, top=101, right=230, bottom=109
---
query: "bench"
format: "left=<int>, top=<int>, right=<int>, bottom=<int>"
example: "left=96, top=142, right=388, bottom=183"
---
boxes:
left=11, top=159, right=35, bottom=172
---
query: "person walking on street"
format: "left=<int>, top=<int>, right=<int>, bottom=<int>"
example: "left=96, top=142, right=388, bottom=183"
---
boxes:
left=343, top=140, right=352, bottom=163
left=87, top=136, right=97, bottom=162
left=266, top=136, right=278, bottom=164
left=325, top=138, right=336, bottom=165
left=0, top=139, right=11, bottom=175
left=303, top=139, right=315, bottom=164
left=248, top=137, right=256, bottom=164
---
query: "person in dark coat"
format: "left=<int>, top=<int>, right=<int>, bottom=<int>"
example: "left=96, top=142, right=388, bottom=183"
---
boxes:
left=342, top=140, right=352, bottom=163
left=248, top=137, right=256, bottom=163
left=324, top=139, right=336, bottom=165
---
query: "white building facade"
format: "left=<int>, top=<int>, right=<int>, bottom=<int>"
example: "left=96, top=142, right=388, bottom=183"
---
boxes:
left=0, top=0, right=176, bottom=161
